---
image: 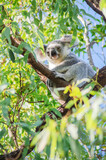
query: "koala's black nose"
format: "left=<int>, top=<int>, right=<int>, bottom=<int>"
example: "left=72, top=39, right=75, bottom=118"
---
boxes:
left=51, top=49, right=57, bottom=57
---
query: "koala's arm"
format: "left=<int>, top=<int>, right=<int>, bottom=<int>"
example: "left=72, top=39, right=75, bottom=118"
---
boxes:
left=52, top=57, right=79, bottom=73
left=54, top=62, right=95, bottom=85
left=52, top=61, right=70, bottom=73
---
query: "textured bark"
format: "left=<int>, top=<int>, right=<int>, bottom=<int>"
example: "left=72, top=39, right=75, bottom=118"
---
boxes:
left=0, top=66, right=106, bottom=160
left=9, top=35, right=69, bottom=89
left=85, top=0, right=106, bottom=22
left=0, top=4, right=106, bottom=160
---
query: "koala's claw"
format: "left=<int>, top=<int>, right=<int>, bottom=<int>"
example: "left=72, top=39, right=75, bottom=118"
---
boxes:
left=47, top=79, right=54, bottom=87
left=55, top=73, right=66, bottom=80
left=52, top=70, right=58, bottom=76
left=52, top=70, right=64, bottom=79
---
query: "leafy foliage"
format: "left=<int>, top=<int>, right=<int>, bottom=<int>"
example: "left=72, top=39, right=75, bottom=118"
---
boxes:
left=0, top=0, right=106, bottom=159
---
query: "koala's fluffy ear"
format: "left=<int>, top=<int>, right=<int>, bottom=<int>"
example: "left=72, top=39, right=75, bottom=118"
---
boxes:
left=60, top=34, right=79, bottom=48
left=60, top=35, right=72, bottom=44
left=35, top=44, right=47, bottom=62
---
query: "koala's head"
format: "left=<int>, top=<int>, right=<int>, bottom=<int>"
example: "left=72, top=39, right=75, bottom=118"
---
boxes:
left=44, top=37, right=71, bottom=64
left=36, top=35, right=78, bottom=64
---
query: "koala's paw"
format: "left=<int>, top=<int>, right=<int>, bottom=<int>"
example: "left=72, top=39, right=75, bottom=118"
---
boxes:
left=47, top=79, right=54, bottom=87
left=52, top=70, right=58, bottom=76
left=55, top=73, right=66, bottom=80
left=52, top=70, right=64, bottom=79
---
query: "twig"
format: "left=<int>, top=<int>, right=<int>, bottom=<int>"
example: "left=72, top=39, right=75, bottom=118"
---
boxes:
left=0, top=66, right=106, bottom=160
left=85, top=0, right=106, bottom=22
left=0, top=6, right=106, bottom=159
left=26, top=100, right=44, bottom=103
left=79, top=140, right=91, bottom=159
left=78, top=15, right=95, bottom=67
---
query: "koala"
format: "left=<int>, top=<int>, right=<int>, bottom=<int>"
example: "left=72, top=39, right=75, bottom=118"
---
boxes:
left=36, top=35, right=95, bottom=103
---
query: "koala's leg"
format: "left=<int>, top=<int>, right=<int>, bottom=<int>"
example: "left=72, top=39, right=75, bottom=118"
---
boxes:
left=47, top=78, right=54, bottom=87
left=52, top=60, right=74, bottom=73
left=65, top=62, right=88, bottom=81
left=52, top=62, right=84, bottom=82
left=53, top=65, right=69, bottom=73
left=47, top=78, right=63, bottom=101
left=47, top=79, right=55, bottom=96
left=65, top=62, right=95, bottom=87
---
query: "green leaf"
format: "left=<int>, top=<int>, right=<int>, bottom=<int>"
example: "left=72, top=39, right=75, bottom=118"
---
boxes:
left=24, top=51, right=30, bottom=63
left=11, top=45, right=23, bottom=54
left=70, top=29, right=77, bottom=47
left=0, top=18, right=3, bottom=26
left=39, top=10, right=42, bottom=20
left=37, top=29, right=44, bottom=41
left=11, top=21, right=19, bottom=35
left=0, top=128, right=6, bottom=139
left=35, top=153, right=44, bottom=160
left=22, top=147, right=28, bottom=158
left=0, top=98, right=10, bottom=106
left=69, top=137, right=81, bottom=159
left=8, top=49, right=15, bottom=62
left=31, top=0, right=36, bottom=12
left=19, top=122, right=31, bottom=133
left=50, top=108, right=62, bottom=118
left=1, top=98, right=10, bottom=120
left=22, top=10, right=30, bottom=18
left=33, top=119, right=43, bottom=127
left=65, top=99, right=77, bottom=109
left=19, top=42, right=32, bottom=53
left=100, top=0, right=106, bottom=17
left=0, top=83, right=8, bottom=92
left=34, top=18, right=40, bottom=26
left=100, top=0, right=106, bottom=9
left=0, top=5, right=7, bottom=19
left=80, top=9, right=100, bottom=22
left=2, top=27, right=11, bottom=44
left=33, top=51, right=37, bottom=61
left=54, top=2, right=59, bottom=13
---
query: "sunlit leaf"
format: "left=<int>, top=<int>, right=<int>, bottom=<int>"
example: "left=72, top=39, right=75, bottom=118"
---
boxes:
left=100, top=0, right=106, bottom=18
left=60, top=117, right=67, bottom=135
left=0, top=83, right=8, bottom=92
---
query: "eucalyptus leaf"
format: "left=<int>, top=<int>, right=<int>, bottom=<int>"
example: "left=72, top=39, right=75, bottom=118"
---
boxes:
left=2, top=27, right=11, bottom=44
left=50, top=108, right=62, bottom=118
left=80, top=9, right=100, bottom=22
left=8, top=49, right=15, bottom=62
left=0, top=128, right=6, bottom=139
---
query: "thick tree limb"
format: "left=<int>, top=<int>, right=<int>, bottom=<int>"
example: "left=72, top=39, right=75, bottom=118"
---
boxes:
left=85, top=0, right=106, bottom=22
left=1, top=27, right=106, bottom=160
left=0, top=22, right=106, bottom=160
left=0, top=64, right=106, bottom=160
left=0, top=47, right=106, bottom=159
left=9, top=35, right=69, bottom=89
left=0, top=6, right=106, bottom=160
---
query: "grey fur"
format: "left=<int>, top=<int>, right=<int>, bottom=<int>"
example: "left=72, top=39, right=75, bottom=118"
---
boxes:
left=37, top=35, right=95, bottom=102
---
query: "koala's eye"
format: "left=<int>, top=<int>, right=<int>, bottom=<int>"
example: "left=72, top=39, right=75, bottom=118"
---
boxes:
left=47, top=51, right=49, bottom=55
left=57, top=46, right=61, bottom=51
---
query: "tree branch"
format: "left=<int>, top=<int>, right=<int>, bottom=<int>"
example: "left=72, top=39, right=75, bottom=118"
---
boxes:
left=0, top=6, right=106, bottom=160
left=0, top=66, right=106, bottom=160
left=85, top=0, right=106, bottom=22
left=0, top=34, right=106, bottom=160
left=78, top=16, right=94, bottom=67
left=10, top=35, right=69, bottom=86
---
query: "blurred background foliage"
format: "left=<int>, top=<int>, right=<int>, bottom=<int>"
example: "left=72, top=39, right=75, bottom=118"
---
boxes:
left=0, top=0, right=106, bottom=159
